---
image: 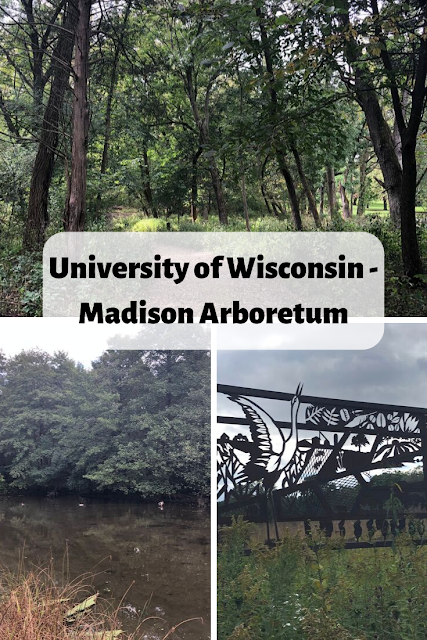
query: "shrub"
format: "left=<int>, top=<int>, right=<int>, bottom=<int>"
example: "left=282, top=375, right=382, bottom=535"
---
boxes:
left=218, top=518, right=427, bottom=640
left=131, top=218, right=168, bottom=232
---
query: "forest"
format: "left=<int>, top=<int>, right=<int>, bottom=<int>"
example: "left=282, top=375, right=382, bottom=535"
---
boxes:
left=1, top=0, right=427, bottom=315
left=0, top=348, right=210, bottom=496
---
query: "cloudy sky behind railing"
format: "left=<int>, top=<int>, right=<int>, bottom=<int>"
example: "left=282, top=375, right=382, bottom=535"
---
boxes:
left=218, top=323, right=427, bottom=416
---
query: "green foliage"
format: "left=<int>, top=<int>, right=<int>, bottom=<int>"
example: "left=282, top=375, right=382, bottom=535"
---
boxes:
left=0, top=348, right=210, bottom=497
left=218, top=519, right=306, bottom=640
left=371, top=468, right=424, bottom=487
left=0, top=144, right=34, bottom=230
left=132, top=218, right=169, bottom=232
left=0, top=251, right=42, bottom=316
left=220, top=516, right=254, bottom=552
left=1, top=0, right=427, bottom=302
left=1, top=0, right=427, bottom=292
left=218, top=520, right=427, bottom=640
left=0, top=473, right=8, bottom=494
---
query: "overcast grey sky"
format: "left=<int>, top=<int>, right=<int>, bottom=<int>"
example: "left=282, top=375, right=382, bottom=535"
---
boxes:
left=218, top=324, right=427, bottom=415
left=0, top=319, right=117, bottom=367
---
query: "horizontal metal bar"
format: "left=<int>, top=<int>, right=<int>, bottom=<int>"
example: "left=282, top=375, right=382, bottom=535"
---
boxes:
left=218, top=511, right=427, bottom=523
left=238, top=538, right=427, bottom=554
left=217, top=415, right=423, bottom=438
left=341, top=539, right=427, bottom=549
left=218, top=415, right=292, bottom=429
left=218, top=384, right=427, bottom=415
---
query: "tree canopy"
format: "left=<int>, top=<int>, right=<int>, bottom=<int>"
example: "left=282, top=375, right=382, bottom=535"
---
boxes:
left=2, top=0, right=427, bottom=313
left=0, top=348, right=210, bottom=497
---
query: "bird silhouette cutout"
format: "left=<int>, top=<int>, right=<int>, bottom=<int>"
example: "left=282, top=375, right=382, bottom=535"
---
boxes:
left=230, top=383, right=303, bottom=489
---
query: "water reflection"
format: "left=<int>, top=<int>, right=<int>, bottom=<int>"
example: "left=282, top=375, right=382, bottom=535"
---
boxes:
left=0, top=497, right=210, bottom=639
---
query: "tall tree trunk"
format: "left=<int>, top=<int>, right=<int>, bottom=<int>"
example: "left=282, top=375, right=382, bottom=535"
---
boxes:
left=237, top=68, right=250, bottom=231
left=209, top=161, right=228, bottom=224
left=22, top=0, right=47, bottom=115
left=392, top=90, right=409, bottom=170
left=184, top=65, right=228, bottom=225
left=23, top=1, right=78, bottom=250
left=100, top=0, right=131, bottom=177
left=361, top=95, right=421, bottom=275
left=191, top=147, right=203, bottom=222
left=139, top=147, right=157, bottom=218
left=401, top=135, right=422, bottom=275
left=64, top=0, right=91, bottom=231
left=357, top=147, right=368, bottom=216
left=255, top=2, right=302, bottom=229
left=95, top=1, right=131, bottom=216
left=99, top=59, right=118, bottom=179
left=339, top=182, right=351, bottom=219
left=340, top=7, right=403, bottom=226
left=259, top=155, right=272, bottom=216
left=392, top=120, right=403, bottom=171
left=241, top=172, right=250, bottom=231
left=276, top=150, right=302, bottom=229
left=319, top=177, right=325, bottom=218
left=326, top=165, right=339, bottom=221
left=292, top=145, right=320, bottom=227
left=355, top=85, right=402, bottom=226
left=339, top=1, right=423, bottom=274
left=261, top=182, right=272, bottom=216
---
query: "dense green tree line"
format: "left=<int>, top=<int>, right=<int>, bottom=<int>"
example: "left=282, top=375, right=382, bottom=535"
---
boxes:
left=2, top=0, right=427, bottom=314
left=0, top=348, right=210, bottom=497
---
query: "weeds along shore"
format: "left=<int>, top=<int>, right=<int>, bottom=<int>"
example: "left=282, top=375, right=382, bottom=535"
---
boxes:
left=0, top=562, right=203, bottom=640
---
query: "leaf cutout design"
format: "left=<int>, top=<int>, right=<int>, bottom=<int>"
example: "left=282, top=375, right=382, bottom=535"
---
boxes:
left=399, top=414, right=419, bottom=432
left=323, top=408, right=339, bottom=426
left=306, top=405, right=324, bottom=424
left=376, top=413, right=386, bottom=428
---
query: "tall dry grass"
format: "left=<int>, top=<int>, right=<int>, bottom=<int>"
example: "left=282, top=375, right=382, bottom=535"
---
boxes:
left=0, top=560, right=203, bottom=640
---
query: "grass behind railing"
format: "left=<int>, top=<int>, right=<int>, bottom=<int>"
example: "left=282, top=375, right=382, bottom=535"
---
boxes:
left=218, top=517, right=427, bottom=640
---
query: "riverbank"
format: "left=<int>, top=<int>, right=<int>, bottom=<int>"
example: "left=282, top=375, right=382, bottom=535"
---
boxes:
left=0, top=497, right=210, bottom=639
left=0, top=565, right=203, bottom=639
left=0, top=490, right=209, bottom=506
left=0, top=566, right=121, bottom=639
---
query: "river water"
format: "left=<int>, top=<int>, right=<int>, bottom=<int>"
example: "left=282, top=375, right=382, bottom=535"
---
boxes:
left=0, top=496, right=210, bottom=639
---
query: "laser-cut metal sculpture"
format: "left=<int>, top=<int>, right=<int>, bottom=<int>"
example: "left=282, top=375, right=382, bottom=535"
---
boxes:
left=217, top=384, right=427, bottom=543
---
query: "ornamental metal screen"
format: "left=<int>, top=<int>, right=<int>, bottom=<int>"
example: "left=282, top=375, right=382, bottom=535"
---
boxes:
left=217, top=384, right=427, bottom=544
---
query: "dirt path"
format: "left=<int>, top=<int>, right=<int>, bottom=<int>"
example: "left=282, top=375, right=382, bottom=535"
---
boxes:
left=107, top=206, right=142, bottom=227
